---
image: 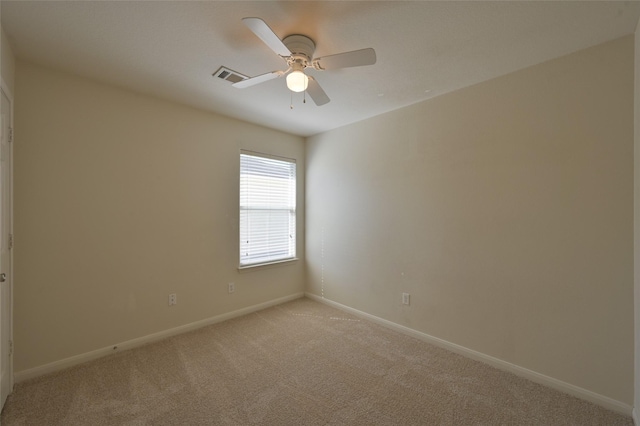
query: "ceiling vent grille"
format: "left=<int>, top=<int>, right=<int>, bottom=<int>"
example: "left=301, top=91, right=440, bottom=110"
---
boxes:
left=213, top=66, right=248, bottom=84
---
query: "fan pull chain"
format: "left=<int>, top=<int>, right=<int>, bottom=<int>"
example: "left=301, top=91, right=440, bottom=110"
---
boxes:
left=290, top=91, right=308, bottom=109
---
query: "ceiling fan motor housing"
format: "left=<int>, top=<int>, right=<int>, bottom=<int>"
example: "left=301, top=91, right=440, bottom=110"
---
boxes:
left=283, top=35, right=316, bottom=65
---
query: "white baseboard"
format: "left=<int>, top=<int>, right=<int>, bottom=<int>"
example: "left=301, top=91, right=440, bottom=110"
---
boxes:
left=15, top=292, right=305, bottom=383
left=305, top=292, right=633, bottom=417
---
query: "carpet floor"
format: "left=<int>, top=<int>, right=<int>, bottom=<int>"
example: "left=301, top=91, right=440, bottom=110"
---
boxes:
left=0, top=297, right=633, bottom=425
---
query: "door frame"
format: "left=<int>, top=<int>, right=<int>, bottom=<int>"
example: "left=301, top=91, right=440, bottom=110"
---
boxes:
left=0, top=76, right=14, bottom=410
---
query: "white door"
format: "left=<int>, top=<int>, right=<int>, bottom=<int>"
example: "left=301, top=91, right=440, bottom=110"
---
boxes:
left=0, top=84, right=13, bottom=410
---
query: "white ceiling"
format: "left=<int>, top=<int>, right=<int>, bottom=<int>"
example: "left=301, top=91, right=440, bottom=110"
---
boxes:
left=2, top=1, right=640, bottom=137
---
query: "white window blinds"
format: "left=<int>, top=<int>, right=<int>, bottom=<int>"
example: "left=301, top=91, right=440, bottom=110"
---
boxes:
left=240, top=151, right=296, bottom=267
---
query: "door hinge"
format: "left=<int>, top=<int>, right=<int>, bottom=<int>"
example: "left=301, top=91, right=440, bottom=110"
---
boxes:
left=8, top=127, right=13, bottom=144
left=8, top=233, right=13, bottom=250
left=9, top=340, right=13, bottom=357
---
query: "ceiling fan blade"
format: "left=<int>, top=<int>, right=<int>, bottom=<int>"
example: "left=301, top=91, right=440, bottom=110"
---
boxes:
left=307, top=76, right=330, bottom=106
left=313, top=48, right=376, bottom=70
left=232, top=71, right=284, bottom=89
left=242, top=17, right=291, bottom=57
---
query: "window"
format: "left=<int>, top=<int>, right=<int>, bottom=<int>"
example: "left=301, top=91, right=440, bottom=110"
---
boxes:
left=240, top=151, right=296, bottom=267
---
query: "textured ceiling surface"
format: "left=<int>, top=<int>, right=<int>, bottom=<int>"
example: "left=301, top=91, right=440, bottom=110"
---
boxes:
left=2, top=1, right=640, bottom=137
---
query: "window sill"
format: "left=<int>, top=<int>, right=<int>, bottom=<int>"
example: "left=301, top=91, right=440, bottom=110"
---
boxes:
left=238, top=258, right=299, bottom=272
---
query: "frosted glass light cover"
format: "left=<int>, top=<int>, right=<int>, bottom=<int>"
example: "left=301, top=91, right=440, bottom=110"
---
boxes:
left=286, top=71, right=309, bottom=92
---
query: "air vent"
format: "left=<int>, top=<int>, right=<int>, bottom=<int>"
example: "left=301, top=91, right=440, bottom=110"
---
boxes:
left=213, top=67, right=248, bottom=84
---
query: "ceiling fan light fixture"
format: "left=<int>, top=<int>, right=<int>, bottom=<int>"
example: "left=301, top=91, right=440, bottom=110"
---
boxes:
left=286, top=70, right=309, bottom=93
left=238, top=17, right=376, bottom=105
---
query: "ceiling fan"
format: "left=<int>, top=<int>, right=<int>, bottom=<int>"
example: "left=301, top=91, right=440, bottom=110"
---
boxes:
left=233, top=17, right=377, bottom=106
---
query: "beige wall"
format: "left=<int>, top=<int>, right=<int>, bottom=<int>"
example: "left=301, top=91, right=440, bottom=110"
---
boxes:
left=1, top=26, right=15, bottom=93
left=307, top=36, right=634, bottom=404
left=634, top=17, right=640, bottom=421
left=13, top=61, right=305, bottom=372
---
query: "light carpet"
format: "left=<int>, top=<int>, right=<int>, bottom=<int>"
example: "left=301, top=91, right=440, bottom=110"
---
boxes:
left=0, top=297, right=633, bottom=425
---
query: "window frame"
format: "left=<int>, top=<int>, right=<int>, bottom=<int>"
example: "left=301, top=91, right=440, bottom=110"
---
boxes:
left=238, top=150, right=297, bottom=269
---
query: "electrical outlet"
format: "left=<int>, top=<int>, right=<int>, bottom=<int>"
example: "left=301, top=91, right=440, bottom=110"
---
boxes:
left=402, top=293, right=410, bottom=305
left=168, top=293, right=177, bottom=306
left=228, top=282, right=235, bottom=294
